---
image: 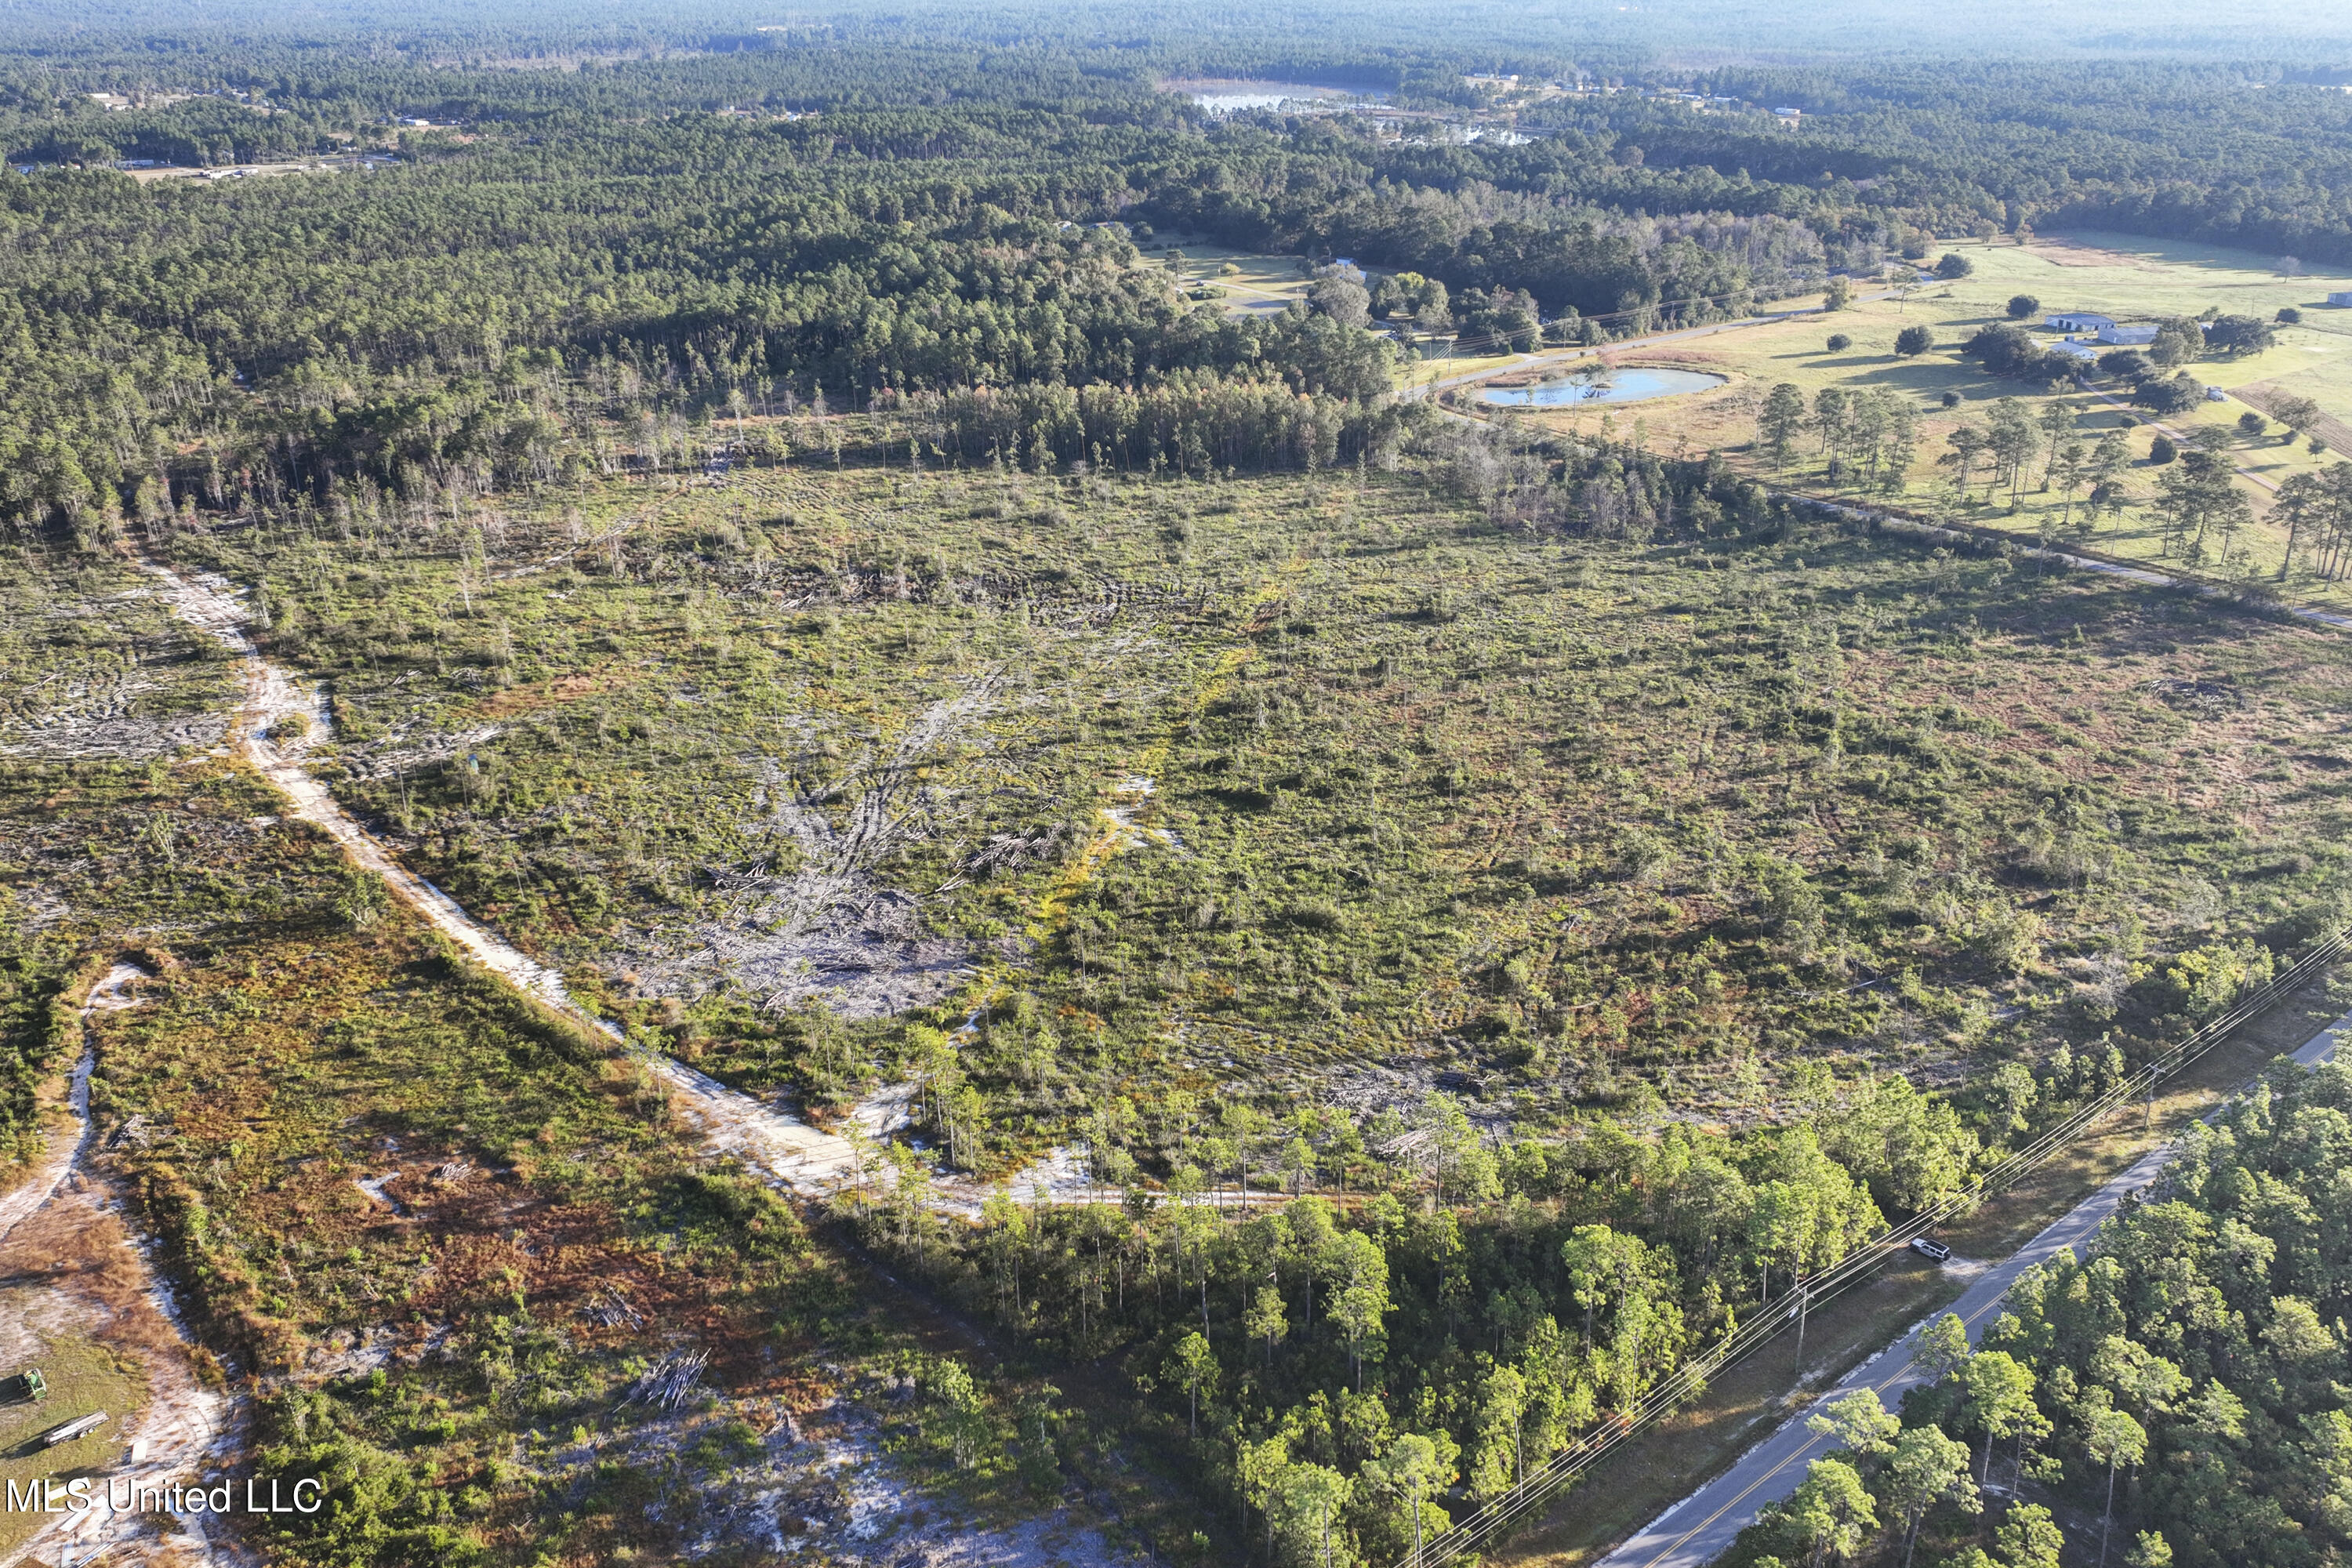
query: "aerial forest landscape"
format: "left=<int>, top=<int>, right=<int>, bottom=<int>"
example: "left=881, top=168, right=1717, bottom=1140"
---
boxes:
left=10, top=2, right=2352, bottom=1566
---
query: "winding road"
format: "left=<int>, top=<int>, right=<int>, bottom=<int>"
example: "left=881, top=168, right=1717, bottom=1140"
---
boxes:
left=1588, top=1007, right=2352, bottom=1568
left=136, top=557, right=1159, bottom=1214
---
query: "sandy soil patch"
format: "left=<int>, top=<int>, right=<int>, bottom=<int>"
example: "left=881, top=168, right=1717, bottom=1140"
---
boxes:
left=0, top=968, right=247, bottom=1568
left=626, top=683, right=998, bottom=1020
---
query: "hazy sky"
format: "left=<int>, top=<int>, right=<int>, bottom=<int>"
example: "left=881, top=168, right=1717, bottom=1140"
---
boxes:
left=2, top=0, right=2347, bottom=62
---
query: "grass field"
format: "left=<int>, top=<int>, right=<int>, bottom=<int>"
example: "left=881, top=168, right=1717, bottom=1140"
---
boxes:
left=1972, top=230, right=2352, bottom=332
left=1479, top=234, right=2352, bottom=604
left=1147, top=241, right=1316, bottom=318
left=0, top=1333, right=143, bottom=1559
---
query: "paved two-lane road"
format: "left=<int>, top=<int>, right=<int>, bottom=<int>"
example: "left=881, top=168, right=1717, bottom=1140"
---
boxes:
left=1591, top=1009, right=2352, bottom=1568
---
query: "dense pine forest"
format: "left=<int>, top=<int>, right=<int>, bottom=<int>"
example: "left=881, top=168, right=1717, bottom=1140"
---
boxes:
left=9, top=34, right=2352, bottom=543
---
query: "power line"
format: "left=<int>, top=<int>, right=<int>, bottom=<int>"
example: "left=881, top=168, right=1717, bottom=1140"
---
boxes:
left=1392, top=930, right=2347, bottom=1568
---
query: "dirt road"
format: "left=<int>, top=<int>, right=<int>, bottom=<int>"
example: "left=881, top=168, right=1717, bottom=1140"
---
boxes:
left=1812, top=500, right=2352, bottom=633
left=139, top=559, right=875, bottom=1195
left=0, top=967, right=246, bottom=1568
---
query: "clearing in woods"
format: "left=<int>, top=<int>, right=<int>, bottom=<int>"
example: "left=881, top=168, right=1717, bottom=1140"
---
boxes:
left=129, top=451, right=2352, bottom=1178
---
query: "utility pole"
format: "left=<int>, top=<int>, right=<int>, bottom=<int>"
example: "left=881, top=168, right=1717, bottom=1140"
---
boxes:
left=1795, top=1281, right=1810, bottom=1374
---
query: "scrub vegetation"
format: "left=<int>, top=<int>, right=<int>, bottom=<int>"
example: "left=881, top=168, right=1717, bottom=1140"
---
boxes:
left=155, top=419, right=2352, bottom=1565
left=8, top=13, right=2352, bottom=1568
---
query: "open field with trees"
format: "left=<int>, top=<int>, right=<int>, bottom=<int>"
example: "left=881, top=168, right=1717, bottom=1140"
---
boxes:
left=115, top=416, right=2352, bottom=1563
left=1483, top=236, right=2352, bottom=601
left=152, top=434, right=2352, bottom=1147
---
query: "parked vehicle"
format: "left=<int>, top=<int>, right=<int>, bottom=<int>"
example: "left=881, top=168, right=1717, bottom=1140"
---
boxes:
left=40, top=1411, right=107, bottom=1446
left=1909, top=1236, right=1953, bottom=1262
left=2, top=1369, right=46, bottom=1403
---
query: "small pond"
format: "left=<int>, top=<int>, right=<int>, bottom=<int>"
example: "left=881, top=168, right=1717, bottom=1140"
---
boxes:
left=1479, top=367, right=1726, bottom=407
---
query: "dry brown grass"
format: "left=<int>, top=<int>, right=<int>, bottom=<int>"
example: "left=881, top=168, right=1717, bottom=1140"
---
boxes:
left=2031, top=238, right=2154, bottom=270
left=1, top=1174, right=207, bottom=1385
left=476, top=662, right=633, bottom=718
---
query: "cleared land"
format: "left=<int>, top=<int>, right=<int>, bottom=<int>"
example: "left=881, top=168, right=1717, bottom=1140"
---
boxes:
left=0, top=543, right=1152, bottom=1566
left=139, top=445, right=2352, bottom=1169
left=1150, top=242, right=1315, bottom=318
left=0, top=1330, right=144, bottom=1558
left=16, top=426, right=2352, bottom=1564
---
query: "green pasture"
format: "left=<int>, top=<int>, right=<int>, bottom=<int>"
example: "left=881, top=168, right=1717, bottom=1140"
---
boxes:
left=1146, top=241, right=1314, bottom=317
left=1963, top=230, right=2352, bottom=328
left=1498, top=245, right=2352, bottom=601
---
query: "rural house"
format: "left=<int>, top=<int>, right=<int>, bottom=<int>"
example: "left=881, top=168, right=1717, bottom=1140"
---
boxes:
left=2045, top=311, right=2114, bottom=332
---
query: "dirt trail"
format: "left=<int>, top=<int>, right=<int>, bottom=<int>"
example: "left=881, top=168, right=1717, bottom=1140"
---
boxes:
left=136, top=557, right=1253, bottom=1222
left=0, top=967, right=129, bottom=1245
left=136, top=559, right=873, bottom=1196
left=1, top=967, right=247, bottom=1568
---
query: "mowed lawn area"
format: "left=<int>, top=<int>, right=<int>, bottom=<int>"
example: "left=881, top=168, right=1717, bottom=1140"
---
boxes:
left=1496, top=234, right=2352, bottom=602
left=1145, top=241, right=1316, bottom=317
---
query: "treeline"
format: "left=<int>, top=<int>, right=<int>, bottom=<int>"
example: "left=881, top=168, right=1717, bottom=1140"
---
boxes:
left=0, top=909, right=80, bottom=1171
left=13, top=41, right=2352, bottom=540
left=1137, top=122, right=1797, bottom=325
left=891, top=329, right=1406, bottom=476
left=1145, top=64, right=2352, bottom=333
left=1533, top=61, right=2352, bottom=267
left=0, top=107, right=1352, bottom=536
left=841, top=971, right=2296, bottom=1568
